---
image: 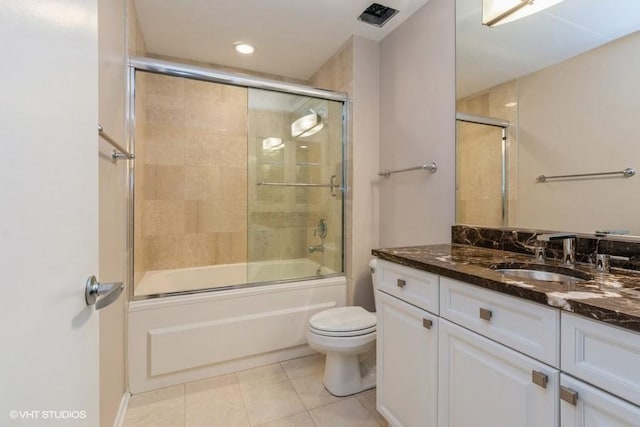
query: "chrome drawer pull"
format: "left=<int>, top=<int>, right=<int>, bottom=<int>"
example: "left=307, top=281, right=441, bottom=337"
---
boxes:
left=397, top=279, right=406, bottom=288
left=560, top=386, right=578, bottom=406
left=479, top=307, right=493, bottom=321
left=423, top=318, right=432, bottom=329
left=532, top=371, right=548, bottom=389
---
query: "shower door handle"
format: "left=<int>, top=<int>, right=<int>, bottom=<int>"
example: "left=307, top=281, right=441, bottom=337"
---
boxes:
left=85, top=276, right=124, bottom=310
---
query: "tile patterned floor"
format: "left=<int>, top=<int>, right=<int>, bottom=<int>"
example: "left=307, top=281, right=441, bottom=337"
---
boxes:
left=123, top=354, right=388, bottom=427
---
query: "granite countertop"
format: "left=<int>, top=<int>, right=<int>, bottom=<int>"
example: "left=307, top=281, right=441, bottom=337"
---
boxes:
left=372, top=244, right=640, bottom=333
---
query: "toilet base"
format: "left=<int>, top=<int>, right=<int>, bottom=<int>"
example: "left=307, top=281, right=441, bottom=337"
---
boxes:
left=323, top=349, right=376, bottom=396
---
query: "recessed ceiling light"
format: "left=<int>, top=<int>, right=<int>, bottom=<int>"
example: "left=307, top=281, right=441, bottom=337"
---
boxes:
left=235, top=42, right=255, bottom=55
left=504, top=102, right=518, bottom=107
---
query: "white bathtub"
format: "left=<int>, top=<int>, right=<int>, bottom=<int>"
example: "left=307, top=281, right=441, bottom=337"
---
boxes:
left=135, top=258, right=336, bottom=296
left=128, top=260, right=346, bottom=393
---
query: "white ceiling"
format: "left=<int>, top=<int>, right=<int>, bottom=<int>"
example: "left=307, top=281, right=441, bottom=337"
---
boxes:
left=456, top=0, right=640, bottom=98
left=134, top=0, right=428, bottom=81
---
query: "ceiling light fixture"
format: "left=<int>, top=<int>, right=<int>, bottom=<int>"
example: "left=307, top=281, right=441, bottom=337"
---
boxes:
left=482, top=0, right=565, bottom=27
left=234, top=42, right=255, bottom=55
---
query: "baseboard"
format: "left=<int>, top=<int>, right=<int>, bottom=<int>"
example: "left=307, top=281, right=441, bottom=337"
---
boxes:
left=113, top=392, right=130, bottom=427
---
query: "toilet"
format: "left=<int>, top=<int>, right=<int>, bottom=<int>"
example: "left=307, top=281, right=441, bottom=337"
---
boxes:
left=306, top=259, right=378, bottom=396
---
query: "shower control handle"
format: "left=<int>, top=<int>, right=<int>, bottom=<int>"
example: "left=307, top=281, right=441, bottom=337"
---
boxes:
left=85, top=276, right=124, bottom=310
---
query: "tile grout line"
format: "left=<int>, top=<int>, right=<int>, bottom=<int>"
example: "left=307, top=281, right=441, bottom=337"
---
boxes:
left=233, top=372, right=253, bottom=427
left=182, top=383, right=186, bottom=427
left=282, top=359, right=320, bottom=426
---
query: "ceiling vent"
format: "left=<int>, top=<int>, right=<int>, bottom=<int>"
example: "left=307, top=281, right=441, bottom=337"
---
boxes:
left=357, top=3, right=400, bottom=27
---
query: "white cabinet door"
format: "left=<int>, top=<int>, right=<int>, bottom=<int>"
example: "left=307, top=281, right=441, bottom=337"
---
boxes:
left=560, top=374, right=640, bottom=427
left=376, top=291, right=438, bottom=427
left=439, top=319, right=559, bottom=427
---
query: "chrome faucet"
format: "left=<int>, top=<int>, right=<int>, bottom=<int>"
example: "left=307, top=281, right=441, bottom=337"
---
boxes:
left=308, top=244, right=325, bottom=253
left=308, top=218, right=328, bottom=254
left=535, top=233, right=577, bottom=266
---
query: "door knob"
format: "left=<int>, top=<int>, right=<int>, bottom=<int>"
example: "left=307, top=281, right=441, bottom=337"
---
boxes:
left=85, top=276, right=124, bottom=310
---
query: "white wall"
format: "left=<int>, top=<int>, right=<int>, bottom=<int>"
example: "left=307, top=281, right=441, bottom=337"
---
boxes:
left=517, top=31, right=640, bottom=235
left=352, top=37, right=380, bottom=310
left=98, top=0, right=128, bottom=424
left=379, top=0, right=456, bottom=247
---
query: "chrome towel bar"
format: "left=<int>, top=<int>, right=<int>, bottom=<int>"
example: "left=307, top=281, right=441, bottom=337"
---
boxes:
left=536, top=167, right=635, bottom=183
left=258, top=175, right=340, bottom=197
left=378, top=162, right=438, bottom=179
left=98, top=124, right=134, bottom=162
left=257, top=182, right=339, bottom=188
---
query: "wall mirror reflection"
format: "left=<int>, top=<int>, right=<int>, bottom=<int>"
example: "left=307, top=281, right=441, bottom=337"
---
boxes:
left=455, top=0, right=640, bottom=236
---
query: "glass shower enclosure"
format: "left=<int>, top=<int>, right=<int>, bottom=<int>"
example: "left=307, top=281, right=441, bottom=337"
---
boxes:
left=130, top=62, right=345, bottom=298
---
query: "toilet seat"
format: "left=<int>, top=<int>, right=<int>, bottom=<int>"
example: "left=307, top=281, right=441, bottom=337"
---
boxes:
left=309, top=306, right=376, bottom=337
left=309, top=324, right=376, bottom=337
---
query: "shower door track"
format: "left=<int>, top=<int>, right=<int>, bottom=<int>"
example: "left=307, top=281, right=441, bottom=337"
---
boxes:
left=130, top=57, right=348, bottom=102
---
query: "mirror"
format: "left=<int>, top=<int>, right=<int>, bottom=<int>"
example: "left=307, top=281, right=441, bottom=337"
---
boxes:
left=455, top=0, right=640, bottom=236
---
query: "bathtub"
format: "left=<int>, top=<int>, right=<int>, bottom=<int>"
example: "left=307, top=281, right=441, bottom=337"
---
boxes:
left=134, top=258, right=336, bottom=297
left=128, top=259, right=346, bottom=393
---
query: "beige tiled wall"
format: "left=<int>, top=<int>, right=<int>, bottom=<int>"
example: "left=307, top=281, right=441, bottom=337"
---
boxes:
left=134, top=73, right=248, bottom=283
left=456, top=79, right=518, bottom=227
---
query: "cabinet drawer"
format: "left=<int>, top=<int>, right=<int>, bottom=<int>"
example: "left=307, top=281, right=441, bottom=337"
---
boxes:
left=561, top=313, right=640, bottom=406
left=375, top=259, right=439, bottom=314
left=560, top=374, right=640, bottom=426
left=440, top=277, right=559, bottom=366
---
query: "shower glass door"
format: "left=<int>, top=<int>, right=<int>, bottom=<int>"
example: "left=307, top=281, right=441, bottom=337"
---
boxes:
left=247, top=88, right=344, bottom=283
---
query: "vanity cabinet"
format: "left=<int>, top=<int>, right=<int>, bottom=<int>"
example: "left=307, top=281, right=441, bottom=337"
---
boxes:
left=438, top=319, right=559, bottom=427
left=376, top=286, right=438, bottom=427
left=374, top=258, right=640, bottom=427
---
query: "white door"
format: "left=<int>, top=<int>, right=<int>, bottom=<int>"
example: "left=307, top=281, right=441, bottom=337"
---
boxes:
left=438, top=319, right=559, bottom=427
left=376, top=291, right=438, bottom=427
left=0, top=1, right=100, bottom=425
left=560, top=374, right=640, bottom=427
